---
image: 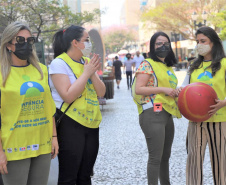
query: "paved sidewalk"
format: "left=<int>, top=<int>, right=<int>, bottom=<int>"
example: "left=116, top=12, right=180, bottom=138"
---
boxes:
left=48, top=69, right=213, bottom=185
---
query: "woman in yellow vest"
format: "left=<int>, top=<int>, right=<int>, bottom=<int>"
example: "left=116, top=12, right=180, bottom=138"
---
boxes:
left=0, top=22, right=58, bottom=185
left=181, top=27, right=226, bottom=185
left=133, top=32, right=181, bottom=185
left=49, top=25, right=105, bottom=185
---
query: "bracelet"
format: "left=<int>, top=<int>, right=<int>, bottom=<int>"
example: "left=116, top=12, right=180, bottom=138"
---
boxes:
left=52, top=136, right=57, bottom=137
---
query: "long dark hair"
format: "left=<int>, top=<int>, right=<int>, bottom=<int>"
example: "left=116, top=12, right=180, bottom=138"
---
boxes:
left=52, top=25, right=85, bottom=58
left=149, top=31, right=177, bottom=67
left=189, top=26, right=225, bottom=76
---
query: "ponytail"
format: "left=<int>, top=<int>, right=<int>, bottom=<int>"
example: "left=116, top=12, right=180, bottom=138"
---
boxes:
left=52, top=25, right=85, bottom=58
left=53, top=30, right=65, bottom=58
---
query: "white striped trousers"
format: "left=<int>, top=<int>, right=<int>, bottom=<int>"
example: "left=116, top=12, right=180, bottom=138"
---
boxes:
left=186, top=122, right=226, bottom=185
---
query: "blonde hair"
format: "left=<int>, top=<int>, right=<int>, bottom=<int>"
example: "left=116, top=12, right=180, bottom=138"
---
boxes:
left=0, top=21, right=43, bottom=86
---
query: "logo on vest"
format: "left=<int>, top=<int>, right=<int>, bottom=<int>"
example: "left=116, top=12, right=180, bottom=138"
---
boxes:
left=27, top=145, right=31, bottom=150
left=7, top=148, right=12, bottom=153
left=32, top=144, right=39, bottom=151
left=20, top=147, right=26, bottom=151
left=167, top=71, right=177, bottom=88
left=197, top=71, right=213, bottom=86
left=20, top=75, right=44, bottom=97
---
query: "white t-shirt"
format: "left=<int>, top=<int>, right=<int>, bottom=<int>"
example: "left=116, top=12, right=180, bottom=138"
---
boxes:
left=134, top=55, right=145, bottom=69
left=49, top=58, right=77, bottom=108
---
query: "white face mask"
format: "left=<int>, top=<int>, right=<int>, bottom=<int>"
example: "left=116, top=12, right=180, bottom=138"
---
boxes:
left=197, top=44, right=211, bottom=56
left=79, top=41, right=92, bottom=57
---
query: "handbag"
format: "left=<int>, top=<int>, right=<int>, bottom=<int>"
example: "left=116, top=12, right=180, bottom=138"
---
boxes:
left=55, top=102, right=73, bottom=128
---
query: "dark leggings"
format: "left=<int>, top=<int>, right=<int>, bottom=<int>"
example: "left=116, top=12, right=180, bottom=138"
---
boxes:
left=126, top=71, right=132, bottom=88
left=57, top=111, right=99, bottom=185
left=139, top=108, right=174, bottom=185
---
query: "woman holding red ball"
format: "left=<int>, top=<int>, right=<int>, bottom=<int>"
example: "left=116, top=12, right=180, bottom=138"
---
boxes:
left=180, top=26, right=226, bottom=185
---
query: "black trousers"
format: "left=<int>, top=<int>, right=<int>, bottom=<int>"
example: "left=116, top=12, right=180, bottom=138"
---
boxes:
left=126, top=71, right=132, bottom=88
left=57, top=110, right=99, bottom=185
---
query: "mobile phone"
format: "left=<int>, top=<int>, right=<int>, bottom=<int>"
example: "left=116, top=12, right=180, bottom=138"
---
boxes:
left=153, top=103, right=162, bottom=112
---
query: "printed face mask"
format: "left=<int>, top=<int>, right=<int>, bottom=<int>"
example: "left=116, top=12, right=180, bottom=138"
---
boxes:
left=197, top=44, right=211, bottom=56
left=155, top=45, right=170, bottom=58
left=13, top=42, right=33, bottom=60
left=79, top=41, right=92, bottom=57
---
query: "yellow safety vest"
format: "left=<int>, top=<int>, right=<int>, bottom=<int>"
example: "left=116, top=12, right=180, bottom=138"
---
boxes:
left=0, top=63, right=56, bottom=161
left=56, top=53, right=102, bottom=128
left=132, top=59, right=181, bottom=118
left=190, top=58, right=226, bottom=122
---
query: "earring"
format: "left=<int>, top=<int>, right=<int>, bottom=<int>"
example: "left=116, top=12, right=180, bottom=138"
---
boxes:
left=8, top=50, right=12, bottom=53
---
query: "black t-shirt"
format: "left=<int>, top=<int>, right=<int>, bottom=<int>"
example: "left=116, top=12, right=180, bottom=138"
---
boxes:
left=113, top=60, right=123, bottom=74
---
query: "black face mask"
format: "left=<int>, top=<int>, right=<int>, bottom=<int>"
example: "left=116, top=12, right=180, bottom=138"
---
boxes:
left=13, top=42, right=33, bottom=60
left=155, top=45, right=170, bottom=58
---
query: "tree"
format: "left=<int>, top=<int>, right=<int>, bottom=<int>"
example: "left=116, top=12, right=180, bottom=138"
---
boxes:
left=141, top=0, right=225, bottom=40
left=0, top=0, right=102, bottom=43
left=0, top=0, right=24, bottom=29
left=214, top=8, right=226, bottom=40
left=102, top=26, right=138, bottom=54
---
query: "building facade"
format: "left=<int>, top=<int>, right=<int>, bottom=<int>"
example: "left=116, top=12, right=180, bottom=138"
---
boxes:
left=62, top=0, right=101, bottom=30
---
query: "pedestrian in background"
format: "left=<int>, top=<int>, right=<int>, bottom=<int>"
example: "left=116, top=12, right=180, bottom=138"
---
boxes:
left=106, top=57, right=113, bottom=67
left=0, top=21, right=57, bottom=185
left=134, top=51, right=144, bottom=70
left=113, top=56, right=123, bottom=89
left=187, top=51, right=196, bottom=67
left=49, top=25, right=106, bottom=185
left=133, top=31, right=181, bottom=185
left=124, top=53, right=135, bottom=90
left=180, top=26, right=226, bottom=185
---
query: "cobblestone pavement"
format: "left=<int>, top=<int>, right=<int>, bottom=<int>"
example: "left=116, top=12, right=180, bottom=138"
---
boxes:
left=48, top=69, right=214, bottom=185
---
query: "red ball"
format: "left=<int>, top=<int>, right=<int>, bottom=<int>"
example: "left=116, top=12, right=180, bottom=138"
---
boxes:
left=178, top=82, right=217, bottom=122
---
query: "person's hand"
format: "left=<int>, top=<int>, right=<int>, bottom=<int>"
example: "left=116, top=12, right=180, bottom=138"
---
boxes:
left=0, top=151, right=8, bottom=174
left=175, top=87, right=184, bottom=97
left=84, top=54, right=101, bottom=77
left=51, top=137, right=59, bottom=159
left=163, top=88, right=177, bottom=97
left=208, top=99, right=226, bottom=116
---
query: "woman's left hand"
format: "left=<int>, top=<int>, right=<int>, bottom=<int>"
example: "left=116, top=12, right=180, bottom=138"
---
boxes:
left=208, top=99, right=226, bottom=116
left=51, top=137, right=59, bottom=159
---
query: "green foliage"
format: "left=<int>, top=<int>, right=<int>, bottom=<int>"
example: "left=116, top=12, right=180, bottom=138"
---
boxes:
left=0, top=0, right=102, bottom=44
left=102, top=26, right=138, bottom=54
left=141, top=0, right=225, bottom=40
left=0, top=0, right=24, bottom=31
left=141, top=0, right=194, bottom=39
left=215, top=8, right=226, bottom=40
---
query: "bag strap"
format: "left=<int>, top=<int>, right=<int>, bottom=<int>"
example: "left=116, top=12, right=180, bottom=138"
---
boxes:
left=56, top=102, right=73, bottom=123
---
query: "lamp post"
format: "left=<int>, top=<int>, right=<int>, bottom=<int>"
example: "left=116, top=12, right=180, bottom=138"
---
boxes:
left=191, top=11, right=208, bottom=30
left=171, top=32, right=180, bottom=71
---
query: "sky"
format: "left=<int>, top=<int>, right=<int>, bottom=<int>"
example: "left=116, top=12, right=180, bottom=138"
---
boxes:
left=100, top=0, right=125, bottom=28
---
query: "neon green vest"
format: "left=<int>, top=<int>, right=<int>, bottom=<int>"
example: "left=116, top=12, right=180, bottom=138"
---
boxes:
left=190, top=58, right=226, bottom=122
left=133, top=59, right=181, bottom=118
left=0, top=63, right=56, bottom=161
left=57, top=53, right=102, bottom=128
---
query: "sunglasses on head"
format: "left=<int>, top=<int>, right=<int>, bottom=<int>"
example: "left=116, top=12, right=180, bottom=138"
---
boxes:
left=10, top=36, right=35, bottom=45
